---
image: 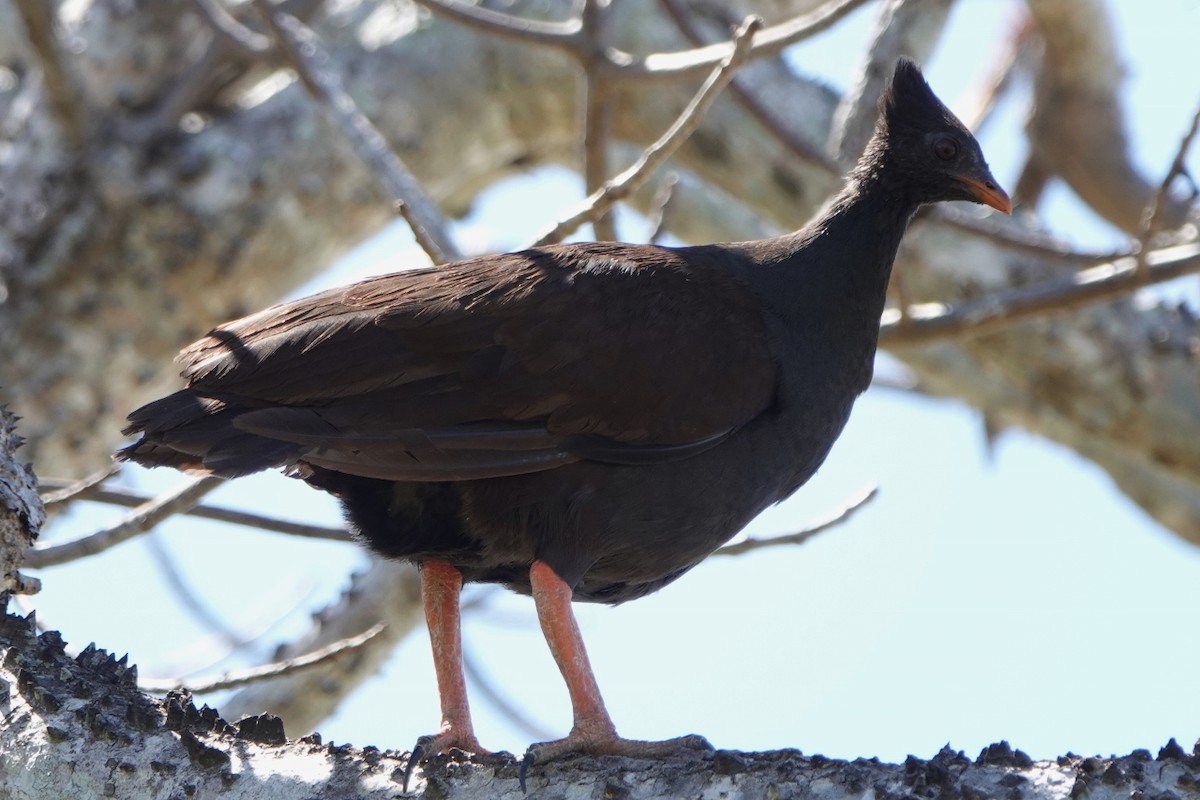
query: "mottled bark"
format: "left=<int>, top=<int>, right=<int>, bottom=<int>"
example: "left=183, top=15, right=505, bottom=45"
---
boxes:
left=3, top=608, right=1199, bottom=798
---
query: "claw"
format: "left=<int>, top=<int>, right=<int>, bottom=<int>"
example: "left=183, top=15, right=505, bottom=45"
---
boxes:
left=401, top=731, right=490, bottom=792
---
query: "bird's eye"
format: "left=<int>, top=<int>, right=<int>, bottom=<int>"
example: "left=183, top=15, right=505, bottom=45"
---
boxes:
left=933, top=136, right=959, bottom=161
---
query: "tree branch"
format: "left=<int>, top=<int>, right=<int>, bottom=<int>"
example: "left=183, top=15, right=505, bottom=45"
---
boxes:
left=1136, top=102, right=1200, bottom=276
left=188, top=0, right=271, bottom=55
left=535, top=14, right=763, bottom=246
left=11, top=0, right=88, bottom=148
left=0, top=406, right=43, bottom=598
left=714, top=485, right=877, bottom=557
left=658, top=0, right=838, bottom=174
left=410, top=0, right=582, bottom=51
left=255, top=3, right=462, bottom=264
left=140, top=622, right=388, bottom=694
left=38, top=464, right=119, bottom=507
left=37, top=478, right=353, bottom=543
left=24, top=476, right=223, bottom=569
left=581, top=0, right=618, bottom=241
left=880, top=242, right=1200, bottom=344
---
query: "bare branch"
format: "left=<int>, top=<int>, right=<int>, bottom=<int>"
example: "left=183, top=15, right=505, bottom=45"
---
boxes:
left=24, top=476, right=223, bottom=569
left=620, top=0, right=874, bottom=80
left=410, top=0, right=582, bottom=52
left=933, top=207, right=1134, bottom=266
left=462, top=646, right=556, bottom=741
left=255, top=3, right=462, bottom=264
left=12, top=0, right=88, bottom=147
left=535, top=15, right=764, bottom=246
left=1136, top=103, right=1200, bottom=276
left=582, top=0, right=618, bottom=241
left=39, top=463, right=120, bottom=507
left=880, top=243, right=1200, bottom=345
left=659, top=0, right=837, bottom=175
left=957, top=15, right=1035, bottom=134
left=144, top=533, right=252, bottom=649
left=715, top=485, right=878, bottom=557
left=189, top=0, right=271, bottom=55
left=416, top=0, right=870, bottom=81
left=36, top=479, right=352, bottom=543
left=140, top=622, right=388, bottom=694
left=646, top=172, right=681, bottom=244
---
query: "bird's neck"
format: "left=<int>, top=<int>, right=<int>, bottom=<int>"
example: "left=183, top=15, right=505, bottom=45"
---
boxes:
left=752, top=167, right=921, bottom=325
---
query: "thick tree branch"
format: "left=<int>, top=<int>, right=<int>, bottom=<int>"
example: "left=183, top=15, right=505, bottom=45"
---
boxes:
left=0, top=406, right=42, bottom=598
left=2, top=614, right=1198, bottom=800
left=1024, top=0, right=1193, bottom=233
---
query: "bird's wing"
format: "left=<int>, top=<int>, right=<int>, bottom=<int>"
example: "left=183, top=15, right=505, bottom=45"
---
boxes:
left=175, top=242, right=776, bottom=480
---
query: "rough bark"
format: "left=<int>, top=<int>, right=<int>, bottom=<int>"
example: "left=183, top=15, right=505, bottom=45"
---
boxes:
left=0, top=406, right=42, bottom=599
left=3, top=608, right=1199, bottom=798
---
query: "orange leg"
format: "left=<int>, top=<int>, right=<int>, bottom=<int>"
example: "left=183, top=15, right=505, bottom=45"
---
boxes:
left=419, top=560, right=487, bottom=755
left=524, top=559, right=711, bottom=767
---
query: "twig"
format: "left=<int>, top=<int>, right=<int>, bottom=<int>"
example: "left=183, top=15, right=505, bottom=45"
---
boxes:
left=140, top=622, right=388, bottom=694
left=410, top=0, right=582, bottom=52
left=144, top=533, right=252, bottom=649
left=255, top=3, right=462, bottom=264
left=24, top=475, right=224, bottom=569
left=958, top=14, right=1035, bottom=134
left=416, top=0, right=871, bottom=81
left=933, top=206, right=1135, bottom=265
left=534, top=15, right=764, bottom=247
left=36, top=479, right=352, bottom=543
left=150, top=576, right=321, bottom=678
left=646, top=172, right=681, bottom=244
left=189, top=0, right=271, bottom=54
left=462, top=646, right=556, bottom=741
left=1136, top=103, right=1200, bottom=278
left=581, top=0, right=618, bottom=241
left=39, top=464, right=120, bottom=507
left=715, top=485, right=877, bottom=557
left=880, top=242, right=1200, bottom=345
left=659, top=0, right=838, bottom=175
left=12, top=0, right=88, bottom=147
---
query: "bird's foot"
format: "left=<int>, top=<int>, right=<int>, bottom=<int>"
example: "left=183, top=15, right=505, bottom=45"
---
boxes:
left=518, top=729, right=711, bottom=789
left=403, top=730, right=490, bottom=791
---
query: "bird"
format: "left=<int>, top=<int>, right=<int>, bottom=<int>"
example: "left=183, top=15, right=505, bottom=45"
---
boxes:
left=118, top=58, right=1009, bottom=768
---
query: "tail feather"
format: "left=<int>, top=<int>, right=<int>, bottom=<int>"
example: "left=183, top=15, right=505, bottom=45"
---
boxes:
left=117, top=389, right=303, bottom=478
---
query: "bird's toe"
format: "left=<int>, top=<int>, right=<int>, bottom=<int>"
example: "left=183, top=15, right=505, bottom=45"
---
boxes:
left=403, top=730, right=490, bottom=791
left=519, top=732, right=712, bottom=789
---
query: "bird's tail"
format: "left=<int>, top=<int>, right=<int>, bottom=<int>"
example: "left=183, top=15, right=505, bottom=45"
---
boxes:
left=116, top=389, right=302, bottom=478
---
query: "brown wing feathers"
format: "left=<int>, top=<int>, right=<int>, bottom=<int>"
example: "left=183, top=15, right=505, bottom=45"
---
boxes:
left=120, top=242, right=777, bottom=480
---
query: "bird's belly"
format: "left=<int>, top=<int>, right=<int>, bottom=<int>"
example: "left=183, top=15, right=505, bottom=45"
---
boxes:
left=459, top=404, right=850, bottom=604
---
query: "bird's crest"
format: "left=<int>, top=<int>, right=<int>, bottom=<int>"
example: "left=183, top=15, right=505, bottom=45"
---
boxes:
left=878, top=57, right=966, bottom=138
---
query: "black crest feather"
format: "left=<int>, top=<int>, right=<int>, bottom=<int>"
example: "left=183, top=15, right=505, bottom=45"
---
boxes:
left=879, top=57, right=966, bottom=136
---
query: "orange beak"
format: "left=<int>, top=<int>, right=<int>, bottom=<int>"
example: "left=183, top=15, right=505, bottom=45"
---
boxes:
left=957, top=175, right=1012, bottom=215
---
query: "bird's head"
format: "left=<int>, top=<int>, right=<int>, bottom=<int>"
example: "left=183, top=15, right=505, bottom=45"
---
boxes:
left=864, top=57, right=1011, bottom=214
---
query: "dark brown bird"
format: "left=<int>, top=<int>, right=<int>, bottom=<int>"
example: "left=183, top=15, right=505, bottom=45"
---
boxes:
left=119, top=59, right=1009, bottom=766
